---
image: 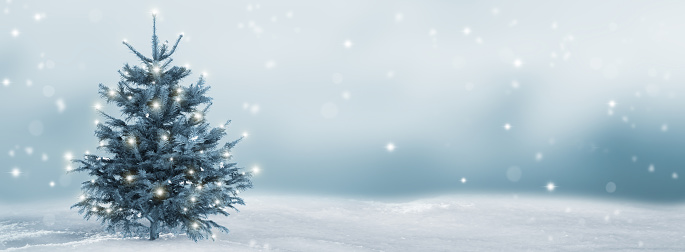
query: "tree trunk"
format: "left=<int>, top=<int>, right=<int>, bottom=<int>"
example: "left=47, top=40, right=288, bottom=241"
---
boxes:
left=149, top=219, right=159, bottom=240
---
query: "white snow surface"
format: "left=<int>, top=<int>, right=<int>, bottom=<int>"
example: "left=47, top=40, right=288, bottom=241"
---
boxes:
left=1, top=194, right=684, bottom=251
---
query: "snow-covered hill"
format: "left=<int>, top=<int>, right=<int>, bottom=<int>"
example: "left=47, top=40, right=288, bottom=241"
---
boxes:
left=1, top=195, right=684, bottom=251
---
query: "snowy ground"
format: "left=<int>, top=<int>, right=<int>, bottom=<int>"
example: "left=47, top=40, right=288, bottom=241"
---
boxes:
left=1, top=194, right=684, bottom=251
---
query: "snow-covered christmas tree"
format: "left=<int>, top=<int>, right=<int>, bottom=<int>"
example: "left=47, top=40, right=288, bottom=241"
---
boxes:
left=70, top=15, right=252, bottom=241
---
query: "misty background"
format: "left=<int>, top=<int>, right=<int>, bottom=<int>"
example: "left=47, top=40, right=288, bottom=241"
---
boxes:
left=2, top=0, right=685, bottom=203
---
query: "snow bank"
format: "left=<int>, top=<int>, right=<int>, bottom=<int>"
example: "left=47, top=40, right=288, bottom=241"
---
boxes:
left=1, top=194, right=684, bottom=251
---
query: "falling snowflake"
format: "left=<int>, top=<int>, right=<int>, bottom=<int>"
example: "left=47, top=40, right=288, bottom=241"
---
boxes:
left=386, top=143, right=396, bottom=152
left=513, top=59, right=523, bottom=68
left=343, top=39, right=353, bottom=49
left=545, top=182, right=556, bottom=192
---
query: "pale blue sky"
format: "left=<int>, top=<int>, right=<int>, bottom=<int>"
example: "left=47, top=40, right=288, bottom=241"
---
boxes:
left=2, top=0, right=685, bottom=202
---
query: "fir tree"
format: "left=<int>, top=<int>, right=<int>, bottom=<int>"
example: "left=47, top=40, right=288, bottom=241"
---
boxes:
left=70, top=15, right=252, bottom=241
